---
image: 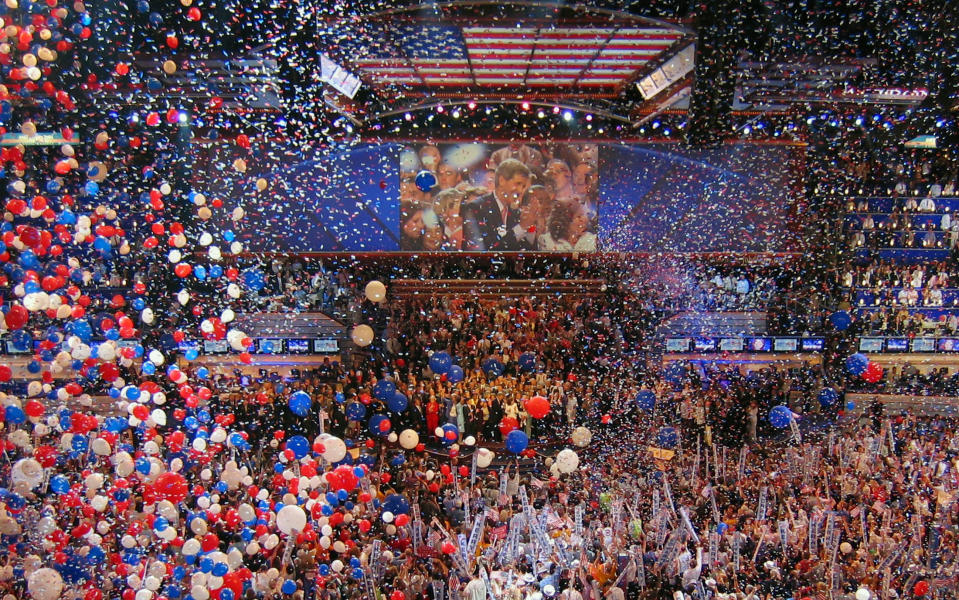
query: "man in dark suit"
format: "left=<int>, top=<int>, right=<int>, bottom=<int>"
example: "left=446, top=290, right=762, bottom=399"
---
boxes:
left=462, top=158, right=536, bottom=251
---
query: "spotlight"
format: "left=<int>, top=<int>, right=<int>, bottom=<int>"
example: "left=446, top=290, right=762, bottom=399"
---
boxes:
left=585, top=114, right=593, bottom=122
left=806, top=116, right=815, bottom=125
left=467, top=101, right=476, bottom=110
left=552, top=106, right=560, bottom=114
left=743, top=126, right=751, bottom=134
left=177, top=111, right=189, bottom=124
left=521, top=102, right=530, bottom=110
left=537, top=110, right=545, bottom=118
left=404, top=113, right=412, bottom=121
left=451, top=109, right=461, bottom=118
left=436, top=105, right=444, bottom=113
left=651, top=120, right=660, bottom=129
left=755, top=122, right=764, bottom=129
left=663, top=128, right=670, bottom=135
left=855, top=116, right=864, bottom=126
left=562, top=110, right=573, bottom=121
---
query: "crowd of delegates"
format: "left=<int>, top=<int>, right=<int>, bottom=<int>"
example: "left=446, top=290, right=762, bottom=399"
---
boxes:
left=6, top=277, right=959, bottom=600
left=399, top=143, right=599, bottom=252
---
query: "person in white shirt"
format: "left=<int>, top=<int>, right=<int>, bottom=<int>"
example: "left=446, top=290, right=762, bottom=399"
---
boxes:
left=943, top=181, right=956, bottom=196
left=897, top=288, right=913, bottom=306
left=463, top=576, right=487, bottom=600
left=919, top=197, right=936, bottom=212
left=850, top=231, right=865, bottom=248
left=925, top=287, right=944, bottom=306
left=923, top=229, right=937, bottom=247
left=930, top=182, right=943, bottom=197
left=942, top=210, right=952, bottom=230
left=862, top=214, right=875, bottom=229
left=904, top=197, right=919, bottom=211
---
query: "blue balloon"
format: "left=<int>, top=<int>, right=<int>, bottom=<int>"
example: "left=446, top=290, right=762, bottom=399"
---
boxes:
left=373, top=379, right=397, bottom=401
left=429, top=351, right=452, bottom=375
left=281, top=579, right=297, bottom=595
left=505, top=430, right=529, bottom=454
left=334, top=392, right=345, bottom=403
left=440, top=423, right=458, bottom=445
left=518, top=352, right=537, bottom=372
left=345, top=402, right=366, bottom=421
left=846, top=400, right=856, bottom=411
left=635, top=390, right=656, bottom=412
left=769, top=405, right=793, bottom=429
left=288, top=391, right=311, bottom=417
left=369, top=414, right=391, bottom=436
left=656, top=427, right=678, bottom=449
left=382, top=494, right=410, bottom=515
left=49, top=475, right=70, bottom=494
left=387, top=392, right=408, bottom=413
left=481, top=358, right=504, bottom=378
left=845, top=353, right=869, bottom=376
left=414, top=170, right=437, bottom=191
left=664, top=362, right=686, bottom=384
left=818, top=387, right=839, bottom=407
left=4, top=405, right=25, bottom=424
left=717, top=522, right=728, bottom=535
left=286, top=435, right=309, bottom=459
left=447, top=365, right=464, bottom=384
left=829, top=310, right=852, bottom=331
left=243, top=269, right=266, bottom=291
left=220, top=590, right=235, bottom=600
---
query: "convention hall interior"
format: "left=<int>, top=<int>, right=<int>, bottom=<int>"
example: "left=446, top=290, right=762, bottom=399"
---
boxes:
left=1, top=1, right=958, bottom=599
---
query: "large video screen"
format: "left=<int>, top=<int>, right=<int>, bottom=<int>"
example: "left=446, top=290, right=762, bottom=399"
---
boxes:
left=213, top=142, right=803, bottom=253
left=399, top=143, right=599, bottom=252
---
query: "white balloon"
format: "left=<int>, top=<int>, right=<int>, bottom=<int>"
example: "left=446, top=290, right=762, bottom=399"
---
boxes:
left=351, top=324, right=374, bottom=347
left=555, top=449, right=580, bottom=474
left=365, top=280, right=387, bottom=303
left=856, top=589, right=871, bottom=600
left=177, top=290, right=191, bottom=305
left=181, top=538, right=201, bottom=556
left=571, top=427, right=592, bottom=448
left=276, top=505, right=307, bottom=536
left=27, top=567, right=63, bottom=600
left=398, top=429, right=419, bottom=450
left=476, top=448, right=494, bottom=469
left=316, top=434, right=347, bottom=463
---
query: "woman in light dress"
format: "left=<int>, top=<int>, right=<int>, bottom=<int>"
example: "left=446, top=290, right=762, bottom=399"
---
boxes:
left=537, top=199, right=597, bottom=252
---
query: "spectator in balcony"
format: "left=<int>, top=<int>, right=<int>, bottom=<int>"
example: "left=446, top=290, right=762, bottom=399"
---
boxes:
left=862, top=213, right=875, bottom=230
left=922, top=225, right=938, bottom=248
left=897, top=287, right=919, bottom=306
left=903, top=196, right=918, bottom=211
left=944, top=180, right=956, bottom=195
left=919, top=196, right=937, bottom=212
left=930, top=181, right=943, bottom=197
left=942, top=209, right=952, bottom=230
left=850, top=229, right=865, bottom=248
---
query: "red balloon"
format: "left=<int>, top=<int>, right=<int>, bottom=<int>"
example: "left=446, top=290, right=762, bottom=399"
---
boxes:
left=24, top=400, right=44, bottom=418
left=498, top=417, right=519, bottom=436
left=862, top=361, right=884, bottom=383
left=441, top=542, right=456, bottom=554
left=524, top=396, right=550, bottom=419
left=914, top=581, right=929, bottom=597
left=153, top=472, right=188, bottom=503
left=4, top=304, right=28, bottom=329
left=0, top=365, right=11, bottom=382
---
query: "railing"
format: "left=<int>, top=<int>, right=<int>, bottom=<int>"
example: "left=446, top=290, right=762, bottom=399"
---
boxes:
left=390, top=279, right=606, bottom=298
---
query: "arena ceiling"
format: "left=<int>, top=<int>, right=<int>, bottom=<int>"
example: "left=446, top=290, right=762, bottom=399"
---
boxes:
left=315, top=1, right=695, bottom=123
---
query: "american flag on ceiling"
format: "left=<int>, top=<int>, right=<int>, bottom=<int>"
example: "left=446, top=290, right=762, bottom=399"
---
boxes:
left=345, top=23, right=683, bottom=90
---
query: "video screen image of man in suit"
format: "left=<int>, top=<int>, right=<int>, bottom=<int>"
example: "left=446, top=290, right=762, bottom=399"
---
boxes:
left=461, top=159, right=536, bottom=251
left=398, top=142, right=599, bottom=251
